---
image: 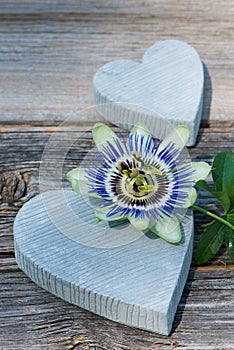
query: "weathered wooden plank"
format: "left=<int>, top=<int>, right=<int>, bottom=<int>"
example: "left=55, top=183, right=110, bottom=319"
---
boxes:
left=0, top=123, right=233, bottom=348
left=1, top=0, right=234, bottom=348
left=0, top=1, right=234, bottom=123
left=0, top=259, right=233, bottom=350
left=0, top=125, right=233, bottom=262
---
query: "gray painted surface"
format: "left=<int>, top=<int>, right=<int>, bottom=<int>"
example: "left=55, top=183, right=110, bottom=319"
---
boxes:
left=14, top=190, right=194, bottom=335
left=93, top=39, right=204, bottom=146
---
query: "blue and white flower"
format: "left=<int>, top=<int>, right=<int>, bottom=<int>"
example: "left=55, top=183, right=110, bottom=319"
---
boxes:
left=67, top=122, right=211, bottom=243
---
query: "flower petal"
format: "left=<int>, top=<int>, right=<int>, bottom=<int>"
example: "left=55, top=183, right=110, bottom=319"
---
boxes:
left=128, top=215, right=150, bottom=231
left=181, top=187, right=197, bottom=208
left=130, top=122, right=155, bottom=153
left=157, top=125, right=190, bottom=154
left=130, top=122, right=151, bottom=139
left=67, top=168, right=97, bottom=197
left=150, top=216, right=182, bottom=243
left=92, top=123, right=120, bottom=152
left=95, top=208, right=126, bottom=222
left=192, top=161, right=211, bottom=182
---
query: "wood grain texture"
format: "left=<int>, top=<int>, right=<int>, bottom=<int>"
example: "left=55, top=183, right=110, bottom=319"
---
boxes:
left=1, top=123, right=234, bottom=349
left=0, top=0, right=234, bottom=124
left=1, top=1, right=234, bottom=348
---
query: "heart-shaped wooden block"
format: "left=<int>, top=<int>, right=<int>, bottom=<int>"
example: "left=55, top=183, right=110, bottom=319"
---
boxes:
left=93, top=40, right=204, bottom=146
left=14, top=190, right=194, bottom=335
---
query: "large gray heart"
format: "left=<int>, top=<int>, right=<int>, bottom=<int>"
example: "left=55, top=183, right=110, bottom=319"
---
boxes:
left=93, top=40, right=204, bottom=146
left=14, top=190, right=194, bottom=335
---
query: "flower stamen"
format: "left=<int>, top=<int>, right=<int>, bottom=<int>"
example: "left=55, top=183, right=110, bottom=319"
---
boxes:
left=122, top=169, right=130, bottom=178
left=130, top=168, right=139, bottom=178
left=138, top=184, right=155, bottom=193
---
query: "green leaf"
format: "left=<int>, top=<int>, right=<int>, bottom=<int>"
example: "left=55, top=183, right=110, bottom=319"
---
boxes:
left=194, top=220, right=225, bottom=265
left=212, top=150, right=234, bottom=203
left=221, top=221, right=234, bottom=262
left=228, top=243, right=234, bottom=262
left=226, top=213, right=234, bottom=225
left=196, top=180, right=230, bottom=213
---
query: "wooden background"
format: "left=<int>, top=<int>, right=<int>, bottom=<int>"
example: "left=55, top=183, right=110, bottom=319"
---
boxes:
left=0, top=1, right=234, bottom=349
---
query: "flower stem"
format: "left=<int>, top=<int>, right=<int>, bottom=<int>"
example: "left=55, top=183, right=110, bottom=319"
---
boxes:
left=191, top=205, right=234, bottom=231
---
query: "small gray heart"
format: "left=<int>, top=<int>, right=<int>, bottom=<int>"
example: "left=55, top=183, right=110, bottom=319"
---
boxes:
left=93, top=40, right=204, bottom=146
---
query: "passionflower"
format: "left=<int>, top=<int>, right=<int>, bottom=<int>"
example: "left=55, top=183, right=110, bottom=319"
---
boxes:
left=67, top=122, right=211, bottom=243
